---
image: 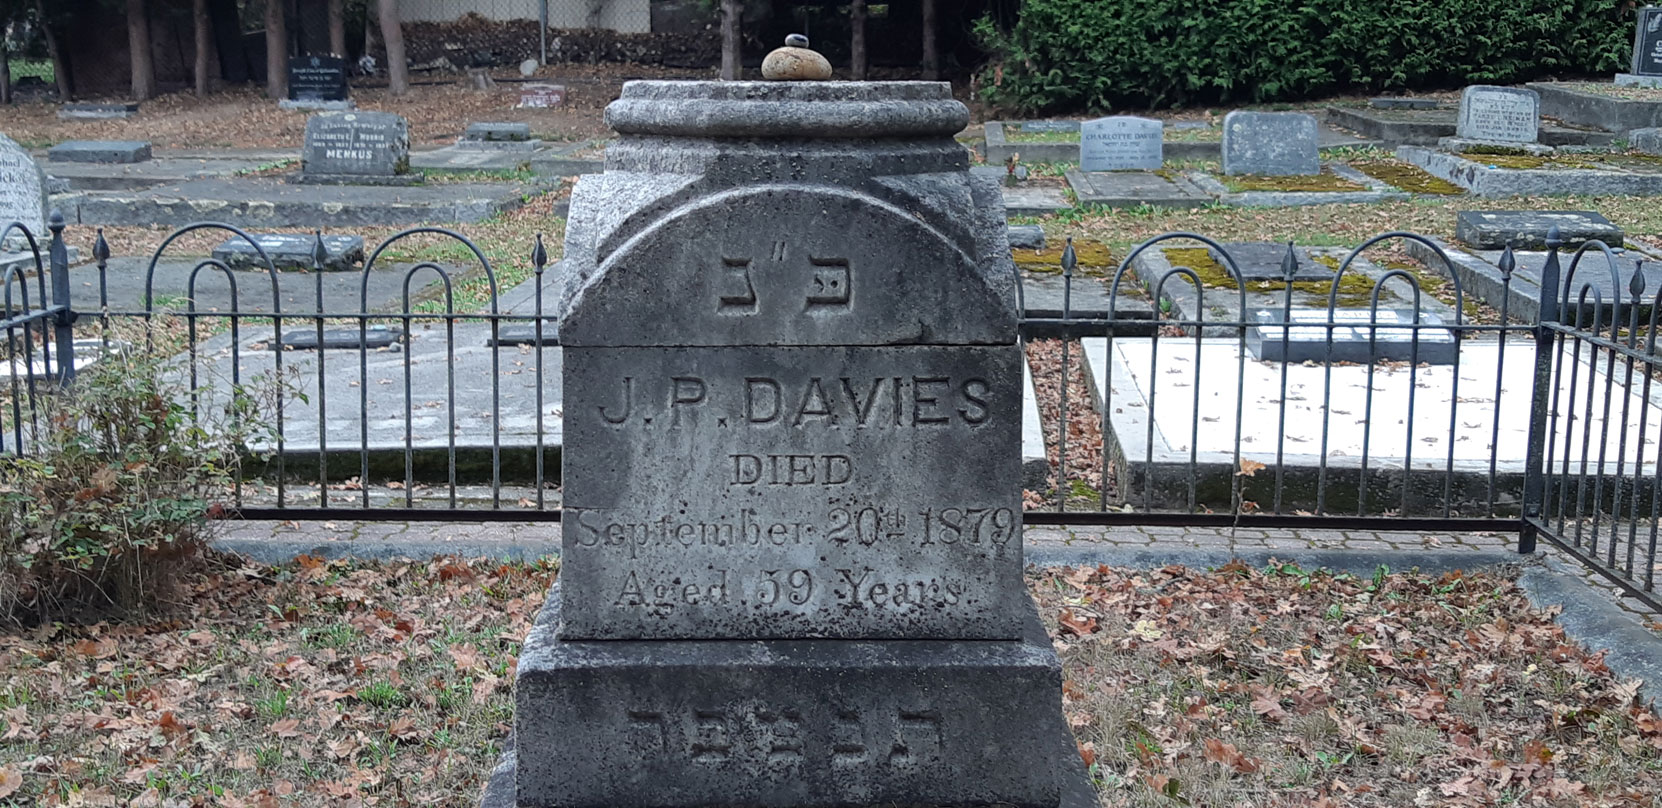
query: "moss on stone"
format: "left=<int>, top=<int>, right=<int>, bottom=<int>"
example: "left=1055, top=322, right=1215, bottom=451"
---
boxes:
left=1160, top=247, right=1377, bottom=306
left=1219, top=168, right=1368, bottom=193
left=1013, top=239, right=1115, bottom=277
left=1350, top=161, right=1464, bottom=195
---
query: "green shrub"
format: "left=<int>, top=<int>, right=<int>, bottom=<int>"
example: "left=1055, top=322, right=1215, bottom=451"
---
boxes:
left=0, top=324, right=277, bottom=624
left=976, top=0, right=1630, bottom=113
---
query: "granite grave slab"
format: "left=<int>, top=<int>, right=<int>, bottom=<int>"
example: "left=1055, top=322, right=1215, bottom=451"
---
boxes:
left=466, top=122, right=532, bottom=141
left=1455, top=210, right=1623, bottom=250
left=298, top=111, right=415, bottom=185
left=1064, top=168, right=1210, bottom=208
left=1221, top=111, right=1319, bottom=175
left=58, top=102, right=139, bottom=120
left=1247, top=308, right=1457, bottom=365
left=211, top=233, right=366, bottom=272
left=1079, top=115, right=1162, bottom=172
left=1371, top=97, right=1438, bottom=110
left=47, top=140, right=152, bottom=164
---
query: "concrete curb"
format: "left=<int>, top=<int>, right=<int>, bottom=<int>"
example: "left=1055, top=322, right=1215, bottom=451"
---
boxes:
left=1025, top=545, right=1520, bottom=575
left=1517, top=554, right=1662, bottom=705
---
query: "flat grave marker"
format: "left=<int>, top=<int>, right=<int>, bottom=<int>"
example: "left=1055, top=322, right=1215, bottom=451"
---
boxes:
left=1221, top=111, right=1319, bottom=175
left=1455, top=210, right=1623, bottom=250
left=211, top=233, right=366, bottom=272
left=1079, top=115, right=1162, bottom=171
left=1209, top=242, right=1330, bottom=281
left=47, top=141, right=152, bottom=164
left=1247, top=308, right=1457, bottom=365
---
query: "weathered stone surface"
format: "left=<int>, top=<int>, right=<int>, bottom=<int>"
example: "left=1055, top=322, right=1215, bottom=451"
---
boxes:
left=301, top=111, right=410, bottom=178
left=1221, top=111, right=1318, bottom=175
left=1398, top=146, right=1662, bottom=197
left=1007, top=224, right=1045, bottom=250
left=1632, top=127, right=1662, bottom=154
left=760, top=46, right=832, bottom=80
left=514, top=586, right=1092, bottom=808
left=211, top=233, right=366, bottom=271
left=288, top=55, right=349, bottom=102
left=0, top=134, right=48, bottom=243
left=1455, top=210, right=1623, bottom=250
left=1617, top=73, right=1662, bottom=89
left=1371, top=97, right=1437, bottom=110
left=1633, top=7, right=1662, bottom=77
left=1210, top=242, right=1328, bottom=281
left=1456, top=85, right=1540, bottom=144
left=1079, top=115, right=1162, bottom=171
left=1247, top=308, right=1457, bottom=365
left=1529, top=82, right=1662, bottom=134
left=1436, top=136, right=1554, bottom=157
left=47, top=141, right=152, bottom=164
left=1065, top=169, right=1210, bottom=208
left=58, top=103, right=137, bottom=120
left=465, top=122, right=532, bottom=142
left=277, top=326, right=402, bottom=350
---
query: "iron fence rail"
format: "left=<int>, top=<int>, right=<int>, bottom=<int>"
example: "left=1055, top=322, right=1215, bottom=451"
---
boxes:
left=2, top=216, right=1659, bottom=608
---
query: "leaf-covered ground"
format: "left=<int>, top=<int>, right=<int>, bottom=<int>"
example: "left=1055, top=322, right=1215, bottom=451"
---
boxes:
left=1041, top=562, right=1662, bottom=807
left=3, top=557, right=1660, bottom=807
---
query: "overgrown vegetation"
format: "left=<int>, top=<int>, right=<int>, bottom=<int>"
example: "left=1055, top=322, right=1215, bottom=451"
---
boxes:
left=0, top=322, right=281, bottom=625
left=977, top=0, right=1628, bottom=113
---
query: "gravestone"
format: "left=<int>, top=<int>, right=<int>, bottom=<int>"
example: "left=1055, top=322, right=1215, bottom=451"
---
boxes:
left=211, top=233, right=366, bottom=272
left=1247, top=309, right=1457, bottom=365
left=58, top=102, right=138, bottom=120
left=1619, top=7, right=1662, bottom=87
left=297, top=111, right=415, bottom=185
left=47, top=141, right=151, bottom=164
left=1209, top=242, right=1329, bottom=281
left=459, top=122, right=541, bottom=152
left=1455, top=210, right=1623, bottom=250
left=518, top=83, right=566, bottom=108
left=286, top=55, right=350, bottom=106
left=1632, top=127, right=1662, bottom=154
left=1453, top=86, right=1541, bottom=145
left=1221, top=111, right=1318, bottom=175
left=494, top=80, right=1089, bottom=808
left=1079, top=115, right=1162, bottom=172
left=0, top=134, right=47, bottom=245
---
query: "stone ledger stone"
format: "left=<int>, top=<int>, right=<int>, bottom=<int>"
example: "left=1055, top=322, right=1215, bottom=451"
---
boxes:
left=1246, top=309, right=1457, bottom=365
left=1221, top=111, right=1318, bottom=176
left=0, top=134, right=48, bottom=243
left=1079, top=115, right=1162, bottom=171
left=501, top=80, right=1087, bottom=808
left=465, top=122, right=532, bottom=142
left=299, top=111, right=413, bottom=184
left=47, top=141, right=152, bottom=164
left=1454, top=210, right=1623, bottom=251
left=211, top=233, right=367, bottom=272
left=1456, top=85, right=1540, bottom=143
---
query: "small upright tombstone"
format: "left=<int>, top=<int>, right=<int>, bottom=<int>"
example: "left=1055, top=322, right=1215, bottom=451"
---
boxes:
left=1446, top=86, right=1547, bottom=154
left=282, top=55, right=353, bottom=110
left=1221, top=111, right=1319, bottom=175
left=1079, top=115, right=1162, bottom=172
left=489, top=80, right=1090, bottom=808
left=0, top=134, right=47, bottom=250
left=517, top=83, right=566, bottom=109
left=297, top=111, right=415, bottom=185
left=1619, top=7, right=1662, bottom=88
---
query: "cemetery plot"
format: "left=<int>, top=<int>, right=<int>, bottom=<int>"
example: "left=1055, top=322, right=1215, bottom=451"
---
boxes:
left=1405, top=236, right=1662, bottom=325
left=1085, top=337, right=1662, bottom=513
left=1530, top=81, right=1662, bottom=133
left=1183, top=163, right=1410, bottom=207
left=1326, top=103, right=1616, bottom=148
left=1398, top=146, right=1662, bottom=196
left=1064, top=168, right=1212, bottom=208
left=984, top=118, right=1375, bottom=165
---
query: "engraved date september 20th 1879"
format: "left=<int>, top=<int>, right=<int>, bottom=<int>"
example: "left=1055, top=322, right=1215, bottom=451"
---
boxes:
left=572, top=504, right=1019, bottom=558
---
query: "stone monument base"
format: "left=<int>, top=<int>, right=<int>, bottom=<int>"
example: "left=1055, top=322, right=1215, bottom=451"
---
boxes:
left=290, top=173, right=423, bottom=187
left=493, top=584, right=1095, bottom=808
left=1436, top=136, right=1554, bottom=156
left=1616, top=73, right=1662, bottom=89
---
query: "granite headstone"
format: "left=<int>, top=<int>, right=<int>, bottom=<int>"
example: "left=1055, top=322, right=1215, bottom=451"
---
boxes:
left=499, top=80, right=1090, bottom=808
left=0, top=134, right=48, bottom=244
left=1456, top=86, right=1540, bottom=144
left=1633, top=7, right=1662, bottom=78
left=1079, top=115, right=1162, bottom=172
left=299, top=111, right=412, bottom=184
left=1221, top=111, right=1319, bottom=175
left=288, top=55, right=350, bottom=102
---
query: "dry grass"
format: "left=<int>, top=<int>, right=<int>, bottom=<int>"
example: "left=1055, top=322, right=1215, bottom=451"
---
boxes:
left=1039, top=562, right=1662, bottom=807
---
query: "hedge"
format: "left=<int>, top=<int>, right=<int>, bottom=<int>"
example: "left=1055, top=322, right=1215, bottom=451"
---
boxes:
left=976, top=0, right=1631, bottom=113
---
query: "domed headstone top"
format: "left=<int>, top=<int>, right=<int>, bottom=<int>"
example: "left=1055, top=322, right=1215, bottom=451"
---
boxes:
left=761, top=33, right=833, bottom=81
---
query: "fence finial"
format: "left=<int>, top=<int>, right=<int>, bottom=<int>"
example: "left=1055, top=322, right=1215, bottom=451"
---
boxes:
left=1632, top=259, right=1647, bottom=300
left=532, top=233, right=548, bottom=273
left=92, top=228, right=110, bottom=265
left=1061, top=236, right=1076, bottom=278
left=1498, top=242, right=1515, bottom=278
left=1280, top=240, right=1298, bottom=281
left=311, top=230, right=328, bottom=271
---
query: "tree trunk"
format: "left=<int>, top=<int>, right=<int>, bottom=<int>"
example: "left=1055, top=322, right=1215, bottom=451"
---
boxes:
left=127, top=0, right=155, bottom=101
left=850, top=0, right=867, bottom=80
left=328, top=0, right=347, bottom=56
left=720, top=0, right=741, bottom=80
left=921, top=0, right=939, bottom=80
left=193, top=0, right=212, bottom=96
left=36, top=0, right=71, bottom=100
left=0, top=41, right=12, bottom=106
left=265, top=0, right=287, bottom=98
left=378, top=0, right=408, bottom=95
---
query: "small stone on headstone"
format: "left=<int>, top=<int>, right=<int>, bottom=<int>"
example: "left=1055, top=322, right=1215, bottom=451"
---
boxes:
left=517, top=83, right=566, bottom=109
left=211, top=233, right=367, bottom=272
left=1079, top=115, right=1163, bottom=172
left=1455, top=210, right=1623, bottom=250
left=1007, top=224, right=1046, bottom=251
left=519, top=58, right=539, bottom=77
left=47, top=140, right=152, bottom=164
left=1370, top=97, right=1437, bottom=110
left=760, top=34, right=833, bottom=80
left=1221, top=111, right=1319, bottom=176
left=1247, top=309, right=1457, bottom=365
left=1456, top=85, right=1540, bottom=144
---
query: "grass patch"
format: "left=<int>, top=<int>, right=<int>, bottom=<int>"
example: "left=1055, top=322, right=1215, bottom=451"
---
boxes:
left=1220, top=168, right=1368, bottom=193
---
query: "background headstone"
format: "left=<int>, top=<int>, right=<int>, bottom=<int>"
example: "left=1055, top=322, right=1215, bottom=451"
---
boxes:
left=1221, top=111, right=1319, bottom=175
left=1633, top=7, right=1662, bottom=78
left=1079, top=115, right=1162, bottom=172
left=517, top=83, right=566, bottom=108
left=1456, top=86, right=1540, bottom=143
left=0, top=134, right=47, bottom=245
left=300, top=112, right=411, bottom=182
left=288, top=55, right=349, bottom=102
left=211, top=233, right=366, bottom=272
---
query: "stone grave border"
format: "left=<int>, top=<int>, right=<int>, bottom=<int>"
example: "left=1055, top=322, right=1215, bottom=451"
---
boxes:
left=1327, top=104, right=1618, bottom=149
left=1398, top=145, right=1662, bottom=196
left=1062, top=168, right=1213, bottom=208
left=1529, top=82, right=1662, bottom=134
left=1403, top=236, right=1662, bottom=328
left=1183, top=162, right=1411, bottom=207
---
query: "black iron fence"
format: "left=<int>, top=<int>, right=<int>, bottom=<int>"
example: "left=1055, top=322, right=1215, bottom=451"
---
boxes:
left=2, top=215, right=1659, bottom=608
